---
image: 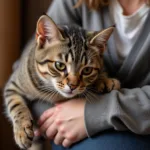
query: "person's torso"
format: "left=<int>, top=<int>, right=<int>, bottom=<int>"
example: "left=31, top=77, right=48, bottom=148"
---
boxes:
left=80, top=3, right=150, bottom=88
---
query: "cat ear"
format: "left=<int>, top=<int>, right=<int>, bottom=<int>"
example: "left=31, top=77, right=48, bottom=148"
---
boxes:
left=89, top=26, right=114, bottom=53
left=36, top=15, right=64, bottom=47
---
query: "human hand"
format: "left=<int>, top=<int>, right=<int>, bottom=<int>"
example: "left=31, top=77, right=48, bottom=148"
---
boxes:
left=35, top=98, right=87, bottom=147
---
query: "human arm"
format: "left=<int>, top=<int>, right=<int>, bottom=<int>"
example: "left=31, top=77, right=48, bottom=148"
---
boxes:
left=36, top=85, right=150, bottom=147
left=85, top=85, right=150, bottom=136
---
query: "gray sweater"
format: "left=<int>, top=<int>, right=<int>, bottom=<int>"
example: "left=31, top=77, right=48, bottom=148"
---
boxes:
left=40, top=0, right=150, bottom=137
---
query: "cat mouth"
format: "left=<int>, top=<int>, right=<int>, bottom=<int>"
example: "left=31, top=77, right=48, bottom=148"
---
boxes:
left=60, top=90, right=77, bottom=98
left=65, top=91, right=73, bottom=94
left=64, top=91, right=75, bottom=96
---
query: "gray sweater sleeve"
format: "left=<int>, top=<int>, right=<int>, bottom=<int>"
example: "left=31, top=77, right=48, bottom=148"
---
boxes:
left=85, top=85, right=150, bottom=136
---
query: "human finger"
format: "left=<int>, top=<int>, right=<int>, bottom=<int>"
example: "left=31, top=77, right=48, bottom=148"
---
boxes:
left=38, top=108, right=54, bottom=125
left=45, top=123, right=58, bottom=140
left=39, top=116, right=54, bottom=134
left=54, top=132, right=65, bottom=145
left=62, top=139, right=72, bottom=148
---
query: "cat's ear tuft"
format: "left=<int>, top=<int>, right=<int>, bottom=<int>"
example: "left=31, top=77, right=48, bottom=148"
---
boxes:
left=36, top=15, right=64, bottom=47
left=89, top=27, right=114, bottom=53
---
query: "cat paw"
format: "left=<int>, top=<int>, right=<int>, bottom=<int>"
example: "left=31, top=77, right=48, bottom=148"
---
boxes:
left=14, top=119, right=34, bottom=149
left=98, top=78, right=120, bottom=93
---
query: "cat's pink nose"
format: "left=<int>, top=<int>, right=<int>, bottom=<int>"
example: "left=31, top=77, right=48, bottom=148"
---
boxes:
left=68, top=83, right=78, bottom=91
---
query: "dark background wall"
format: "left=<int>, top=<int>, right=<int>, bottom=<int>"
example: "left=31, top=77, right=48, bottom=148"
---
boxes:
left=21, top=0, right=52, bottom=48
left=0, top=0, right=52, bottom=150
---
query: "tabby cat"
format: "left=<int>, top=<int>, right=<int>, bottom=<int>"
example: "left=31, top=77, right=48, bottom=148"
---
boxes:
left=4, top=15, right=120, bottom=149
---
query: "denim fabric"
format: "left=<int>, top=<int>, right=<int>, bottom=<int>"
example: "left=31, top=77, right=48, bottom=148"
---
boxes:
left=51, top=130, right=150, bottom=150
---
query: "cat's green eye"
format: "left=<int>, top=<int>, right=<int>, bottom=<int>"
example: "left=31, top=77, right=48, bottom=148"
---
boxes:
left=55, top=62, right=66, bottom=71
left=82, top=67, right=93, bottom=75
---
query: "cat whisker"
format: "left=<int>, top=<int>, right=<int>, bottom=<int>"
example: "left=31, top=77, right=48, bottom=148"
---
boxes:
left=83, top=89, right=97, bottom=103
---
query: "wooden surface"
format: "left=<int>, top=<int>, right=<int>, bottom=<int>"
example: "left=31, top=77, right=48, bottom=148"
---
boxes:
left=0, top=0, right=52, bottom=88
left=0, top=0, right=21, bottom=88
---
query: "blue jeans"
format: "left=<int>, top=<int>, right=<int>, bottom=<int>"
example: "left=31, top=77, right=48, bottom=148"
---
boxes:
left=51, top=130, right=150, bottom=150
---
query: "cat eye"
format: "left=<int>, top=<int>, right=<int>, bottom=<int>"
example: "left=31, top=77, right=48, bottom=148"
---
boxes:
left=55, top=61, right=66, bottom=71
left=82, top=67, right=93, bottom=75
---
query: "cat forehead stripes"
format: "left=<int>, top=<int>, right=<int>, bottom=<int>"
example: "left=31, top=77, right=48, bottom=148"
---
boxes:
left=59, top=50, right=88, bottom=66
left=60, top=26, right=88, bottom=64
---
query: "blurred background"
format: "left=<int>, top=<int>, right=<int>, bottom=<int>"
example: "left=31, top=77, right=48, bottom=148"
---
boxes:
left=0, top=0, right=52, bottom=149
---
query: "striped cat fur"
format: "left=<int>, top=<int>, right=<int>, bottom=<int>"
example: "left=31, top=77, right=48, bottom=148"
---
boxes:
left=4, top=15, right=120, bottom=149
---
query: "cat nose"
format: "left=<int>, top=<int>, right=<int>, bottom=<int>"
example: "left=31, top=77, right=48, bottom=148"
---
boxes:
left=68, top=83, right=78, bottom=91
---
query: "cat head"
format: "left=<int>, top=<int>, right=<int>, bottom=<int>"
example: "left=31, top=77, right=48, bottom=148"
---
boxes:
left=35, top=15, right=114, bottom=98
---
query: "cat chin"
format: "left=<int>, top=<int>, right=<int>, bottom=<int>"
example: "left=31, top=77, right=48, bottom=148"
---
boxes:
left=61, top=93, right=76, bottom=98
left=58, top=91, right=77, bottom=98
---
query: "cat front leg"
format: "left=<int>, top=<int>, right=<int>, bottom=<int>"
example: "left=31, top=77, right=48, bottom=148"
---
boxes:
left=13, top=106, right=34, bottom=149
left=96, top=72, right=120, bottom=93
left=4, top=91, right=34, bottom=149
